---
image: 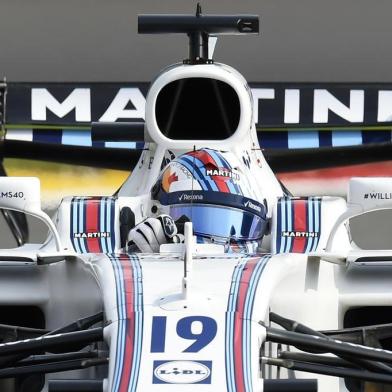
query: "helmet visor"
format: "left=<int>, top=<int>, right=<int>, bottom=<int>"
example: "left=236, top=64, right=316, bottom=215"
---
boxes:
left=170, top=204, right=266, bottom=241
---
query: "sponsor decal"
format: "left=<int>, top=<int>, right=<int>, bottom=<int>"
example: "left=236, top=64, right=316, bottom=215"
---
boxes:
left=282, top=231, right=319, bottom=238
left=153, top=360, right=212, bottom=384
left=244, top=200, right=262, bottom=213
left=364, top=192, right=392, bottom=200
left=10, top=83, right=392, bottom=127
left=161, top=216, right=176, bottom=237
left=206, top=168, right=240, bottom=181
left=179, top=193, right=204, bottom=202
left=0, top=191, right=24, bottom=198
left=73, top=231, right=111, bottom=238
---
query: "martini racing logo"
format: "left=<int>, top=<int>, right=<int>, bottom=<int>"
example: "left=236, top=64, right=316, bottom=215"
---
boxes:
left=282, top=231, right=319, bottom=238
left=206, top=168, right=240, bottom=181
left=73, top=232, right=110, bottom=238
left=153, top=360, right=212, bottom=384
left=244, top=200, right=262, bottom=213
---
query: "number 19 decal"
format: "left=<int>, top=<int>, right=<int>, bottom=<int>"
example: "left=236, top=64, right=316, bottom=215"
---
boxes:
left=150, top=316, right=217, bottom=353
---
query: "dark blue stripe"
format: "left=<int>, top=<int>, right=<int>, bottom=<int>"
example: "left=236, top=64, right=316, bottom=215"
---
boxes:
left=362, top=130, right=391, bottom=144
left=70, top=197, right=76, bottom=251
left=92, top=141, right=106, bottom=148
left=258, top=131, right=288, bottom=149
left=33, top=130, right=62, bottom=144
left=180, top=156, right=213, bottom=191
left=288, top=199, right=294, bottom=252
left=82, top=197, right=88, bottom=252
left=318, top=131, right=332, bottom=147
left=276, top=199, right=282, bottom=252
left=110, top=198, right=116, bottom=252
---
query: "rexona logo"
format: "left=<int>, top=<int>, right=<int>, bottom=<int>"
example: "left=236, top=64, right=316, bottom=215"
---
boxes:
left=364, top=193, right=392, bottom=200
left=179, top=194, right=204, bottom=202
left=153, top=360, right=212, bottom=384
left=282, top=231, right=319, bottom=238
left=244, top=200, right=262, bottom=213
left=0, top=192, right=24, bottom=199
left=73, top=232, right=110, bottom=238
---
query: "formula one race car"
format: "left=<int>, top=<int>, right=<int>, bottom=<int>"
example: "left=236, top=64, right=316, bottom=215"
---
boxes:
left=0, top=6, right=392, bottom=392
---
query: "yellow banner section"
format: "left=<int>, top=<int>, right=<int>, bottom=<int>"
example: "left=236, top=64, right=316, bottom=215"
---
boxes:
left=4, top=159, right=128, bottom=209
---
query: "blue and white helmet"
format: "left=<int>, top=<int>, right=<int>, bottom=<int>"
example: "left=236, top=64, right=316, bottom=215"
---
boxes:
left=152, top=148, right=268, bottom=243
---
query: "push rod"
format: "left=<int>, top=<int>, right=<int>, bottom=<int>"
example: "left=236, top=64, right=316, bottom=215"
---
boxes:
left=18, top=351, right=99, bottom=366
left=0, top=328, right=103, bottom=357
left=263, top=357, right=392, bottom=385
left=269, top=312, right=392, bottom=373
left=0, top=357, right=107, bottom=379
left=266, top=327, right=392, bottom=364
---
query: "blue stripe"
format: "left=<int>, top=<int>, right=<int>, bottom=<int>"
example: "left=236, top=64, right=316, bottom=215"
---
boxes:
left=33, top=130, right=62, bottom=144
left=242, top=257, right=268, bottom=391
left=288, top=131, right=320, bottom=148
left=100, top=199, right=108, bottom=253
left=71, top=198, right=82, bottom=253
left=225, top=258, right=248, bottom=392
left=115, top=257, right=126, bottom=392
left=109, top=198, right=116, bottom=252
left=313, top=198, right=322, bottom=251
left=279, top=199, right=286, bottom=254
left=110, top=255, right=125, bottom=392
left=208, top=150, right=242, bottom=195
left=109, top=254, right=144, bottom=392
left=105, top=141, right=137, bottom=149
left=178, top=157, right=210, bottom=191
left=319, top=131, right=332, bottom=147
left=305, top=198, right=314, bottom=253
left=208, top=149, right=230, bottom=170
left=129, top=255, right=143, bottom=392
left=62, top=129, right=92, bottom=146
left=78, top=198, right=88, bottom=253
left=332, top=130, right=362, bottom=147
left=285, top=199, right=293, bottom=252
left=362, top=130, right=391, bottom=144
left=187, top=155, right=220, bottom=191
left=310, top=197, right=318, bottom=252
left=106, top=198, right=113, bottom=252
left=225, top=256, right=271, bottom=392
left=276, top=200, right=282, bottom=253
left=258, top=131, right=288, bottom=149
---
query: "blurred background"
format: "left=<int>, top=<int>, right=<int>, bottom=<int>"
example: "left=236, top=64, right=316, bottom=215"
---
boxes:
left=0, top=0, right=391, bottom=247
left=1, top=0, right=392, bottom=82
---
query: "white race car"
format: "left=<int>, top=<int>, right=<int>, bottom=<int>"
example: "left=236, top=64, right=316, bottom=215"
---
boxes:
left=0, top=7, right=390, bottom=392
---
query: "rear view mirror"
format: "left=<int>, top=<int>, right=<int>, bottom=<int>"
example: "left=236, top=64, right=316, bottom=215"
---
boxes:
left=0, top=177, right=62, bottom=250
left=0, top=177, right=41, bottom=213
left=348, top=177, right=392, bottom=211
left=326, top=177, right=392, bottom=251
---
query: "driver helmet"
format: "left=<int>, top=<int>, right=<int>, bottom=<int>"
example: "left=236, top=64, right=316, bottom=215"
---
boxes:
left=152, top=148, right=268, bottom=251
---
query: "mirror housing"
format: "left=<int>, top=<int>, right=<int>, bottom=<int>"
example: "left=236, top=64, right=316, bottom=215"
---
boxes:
left=0, top=177, right=62, bottom=250
left=326, top=177, right=392, bottom=251
left=348, top=177, right=392, bottom=211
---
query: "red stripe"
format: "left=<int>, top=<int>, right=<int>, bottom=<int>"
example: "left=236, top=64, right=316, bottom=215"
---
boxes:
left=233, top=259, right=258, bottom=391
left=85, top=199, right=101, bottom=253
left=292, top=200, right=308, bottom=253
left=189, top=150, right=219, bottom=168
left=189, top=150, right=231, bottom=193
left=119, top=255, right=135, bottom=392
